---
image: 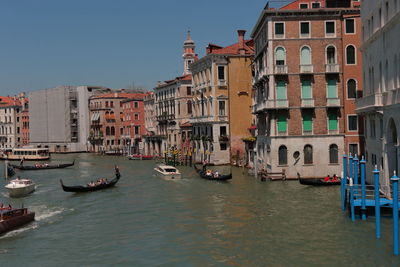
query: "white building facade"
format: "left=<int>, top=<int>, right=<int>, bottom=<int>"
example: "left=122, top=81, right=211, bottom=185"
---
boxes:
left=356, top=0, right=400, bottom=189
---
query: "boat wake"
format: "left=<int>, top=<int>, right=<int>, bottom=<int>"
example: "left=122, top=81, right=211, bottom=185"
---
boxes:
left=0, top=223, right=38, bottom=239
left=34, top=206, right=70, bottom=221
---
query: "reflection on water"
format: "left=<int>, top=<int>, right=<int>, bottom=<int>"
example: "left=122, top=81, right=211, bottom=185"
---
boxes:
left=0, top=154, right=400, bottom=266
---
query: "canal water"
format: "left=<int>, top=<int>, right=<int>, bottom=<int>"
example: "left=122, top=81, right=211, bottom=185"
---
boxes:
left=0, top=153, right=399, bottom=266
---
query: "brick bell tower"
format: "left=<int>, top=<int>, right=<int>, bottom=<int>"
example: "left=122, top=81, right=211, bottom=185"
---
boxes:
left=183, top=30, right=196, bottom=75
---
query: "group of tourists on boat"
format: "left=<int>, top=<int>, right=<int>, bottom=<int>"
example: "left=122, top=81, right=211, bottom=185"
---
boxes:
left=34, top=163, right=49, bottom=168
left=87, top=178, right=108, bottom=187
left=205, top=170, right=220, bottom=178
left=323, top=174, right=340, bottom=182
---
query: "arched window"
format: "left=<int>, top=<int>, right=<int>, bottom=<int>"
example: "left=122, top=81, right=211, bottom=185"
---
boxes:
left=275, top=47, right=286, bottom=65
left=326, top=46, right=336, bottom=64
left=347, top=79, right=357, bottom=99
left=111, top=126, right=115, bottom=136
left=346, top=45, right=356, bottom=64
left=304, top=145, right=313, bottom=164
left=278, top=145, right=288, bottom=165
left=300, top=46, right=311, bottom=65
left=329, top=144, right=339, bottom=164
left=106, top=127, right=110, bottom=136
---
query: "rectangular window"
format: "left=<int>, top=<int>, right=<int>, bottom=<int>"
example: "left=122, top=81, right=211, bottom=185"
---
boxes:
left=275, top=22, right=284, bottom=37
left=300, top=3, right=308, bottom=9
left=220, top=126, right=227, bottom=136
left=218, top=66, right=225, bottom=80
left=380, top=118, right=383, bottom=138
left=134, top=126, right=140, bottom=135
left=303, top=113, right=313, bottom=132
left=349, top=144, right=358, bottom=157
left=134, top=102, right=139, bottom=108
left=325, top=21, right=335, bottom=36
left=328, top=113, right=338, bottom=131
left=218, top=101, right=225, bottom=116
left=348, top=115, right=358, bottom=131
left=345, top=19, right=355, bottom=34
left=312, top=2, right=320, bottom=8
left=220, top=143, right=227, bottom=150
left=300, top=22, right=310, bottom=36
left=301, top=80, right=312, bottom=99
left=327, top=79, right=337, bottom=98
left=186, top=87, right=192, bottom=96
left=276, top=81, right=286, bottom=100
left=277, top=114, right=287, bottom=132
left=370, top=119, right=376, bottom=137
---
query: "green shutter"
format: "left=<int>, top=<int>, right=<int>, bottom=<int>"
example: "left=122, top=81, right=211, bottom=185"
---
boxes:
left=301, top=80, right=312, bottom=99
left=278, top=115, right=287, bottom=132
left=328, top=113, right=338, bottom=130
left=276, top=48, right=285, bottom=61
left=276, top=81, right=286, bottom=100
left=303, top=114, right=312, bottom=131
left=327, top=79, right=337, bottom=98
left=301, top=47, right=311, bottom=65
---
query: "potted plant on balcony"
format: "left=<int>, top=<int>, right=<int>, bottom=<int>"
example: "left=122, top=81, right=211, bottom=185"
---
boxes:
left=219, top=135, right=229, bottom=142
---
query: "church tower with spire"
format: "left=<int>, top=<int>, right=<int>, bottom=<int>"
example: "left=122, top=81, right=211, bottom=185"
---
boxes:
left=182, top=31, right=196, bottom=75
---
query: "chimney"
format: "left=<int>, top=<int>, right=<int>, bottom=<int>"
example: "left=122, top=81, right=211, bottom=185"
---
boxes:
left=238, top=30, right=246, bottom=55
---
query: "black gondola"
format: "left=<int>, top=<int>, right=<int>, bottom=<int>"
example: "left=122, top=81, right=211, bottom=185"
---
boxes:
left=194, top=164, right=232, bottom=181
left=10, top=160, right=75, bottom=170
left=60, top=166, right=121, bottom=193
left=297, top=173, right=341, bottom=186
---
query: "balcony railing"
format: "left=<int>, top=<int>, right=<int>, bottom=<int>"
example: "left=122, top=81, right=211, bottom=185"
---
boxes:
left=275, top=65, right=288, bottom=74
left=275, top=99, right=289, bottom=108
left=301, top=98, right=315, bottom=108
left=326, top=97, right=340, bottom=107
left=325, top=64, right=339, bottom=73
left=300, top=64, right=314, bottom=73
left=355, top=93, right=382, bottom=112
left=252, top=99, right=289, bottom=112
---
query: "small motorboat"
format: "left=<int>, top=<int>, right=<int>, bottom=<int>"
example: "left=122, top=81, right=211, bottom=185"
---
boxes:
left=9, top=160, right=75, bottom=170
left=60, top=166, right=121, bottom=193
left=127, top=154, right=154, bottom=160
left=0, top=206, right=35, bottom=235
left=154, top=164, right=181, bottom=180
left=297, top=173, right=341, bottom=186
left=5, top=178, right=36, bottom=198
left=194, top=164, right=232, bottom=181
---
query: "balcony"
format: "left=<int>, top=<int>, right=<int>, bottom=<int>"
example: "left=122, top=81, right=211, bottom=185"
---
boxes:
left=156, top=113, right=175, bottom=122
left=301, top=98, right=315, bottom=108
left=326, top=97, right=341, bottom=107
left=300, top=64, right=314, bottom=74
left=219, top=135, right=229, bottom=142
left=382, top=88, right=400, bottom=106
left=252, top=99, right=289, bottom=112
left=325, top=64, right=339, bottom=73
left=355, top=93, right=382, bottom=113
left=274, top=65, right=288, bottom=75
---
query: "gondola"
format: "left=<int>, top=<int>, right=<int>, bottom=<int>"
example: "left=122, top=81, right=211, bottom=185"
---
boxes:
left=297, top=173, right=341, bottom=186
left=194, top=164, right=232, bottom=181
left=60, top=166, right=121, bottom=193
left=10, top=160, right=75, bottom=170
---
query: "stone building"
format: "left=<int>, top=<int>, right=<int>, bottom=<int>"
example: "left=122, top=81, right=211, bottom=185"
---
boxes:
left=190, top=30, right=254, bottom=165
left=144, top=32, right=196, bottom=157
left=121, top=95, right=147, bottom=155
left=356, top=0, right=400, bottom=189
left=0, top=96, right=24, bottom=149
left=88, top=91, right=146, bottom=153
left=29, top=85, right=109, bottom=152
left=251, top=0, right=363, bottom=178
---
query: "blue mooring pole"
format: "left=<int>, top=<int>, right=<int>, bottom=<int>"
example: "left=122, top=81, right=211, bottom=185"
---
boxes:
left=374, top=166, right=381, bottom=239
left=360, top=157, right=366, bottom=220
left=341, top=154, right=347, bottom=211
left=391, top=173, right=399, bottom=256
left=354, top=155, right=359, bottom=185
left=349, top=154, right=353, bottom=180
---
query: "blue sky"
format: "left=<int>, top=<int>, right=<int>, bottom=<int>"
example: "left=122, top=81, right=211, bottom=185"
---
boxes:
left=0, top=0, right=289, bottom=95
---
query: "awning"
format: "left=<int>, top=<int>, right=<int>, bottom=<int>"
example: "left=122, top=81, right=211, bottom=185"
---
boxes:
left=91, top=113, right=100, bottom=121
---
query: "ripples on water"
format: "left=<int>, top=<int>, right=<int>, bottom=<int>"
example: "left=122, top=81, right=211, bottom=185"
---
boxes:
left=0, top=154, right=400, bottom=266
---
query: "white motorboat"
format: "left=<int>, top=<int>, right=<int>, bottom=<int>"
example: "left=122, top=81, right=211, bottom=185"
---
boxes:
left=5, top=178, right=36, bottom=198
left=154, top=164, right=181, bottom=180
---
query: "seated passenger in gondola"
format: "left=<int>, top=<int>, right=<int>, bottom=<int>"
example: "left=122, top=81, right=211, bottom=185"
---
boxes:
left=332, top=174, right=339, bottom=182
left=213, top=171, right=219, bottom=178
left=323, top=175, right=331, bottom=182
left=206, top=170, right=212, bottom=176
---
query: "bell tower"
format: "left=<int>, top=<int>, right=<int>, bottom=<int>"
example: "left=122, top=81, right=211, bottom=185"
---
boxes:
left=183, top=31, right=196, bottom=75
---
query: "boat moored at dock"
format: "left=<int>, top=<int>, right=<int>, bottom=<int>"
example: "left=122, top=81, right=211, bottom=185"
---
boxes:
left=0, top=148, right=50, bottom=161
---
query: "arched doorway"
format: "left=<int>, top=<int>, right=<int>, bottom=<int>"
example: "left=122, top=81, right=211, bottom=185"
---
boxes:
left=387, top=118, right=399, bottom=177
